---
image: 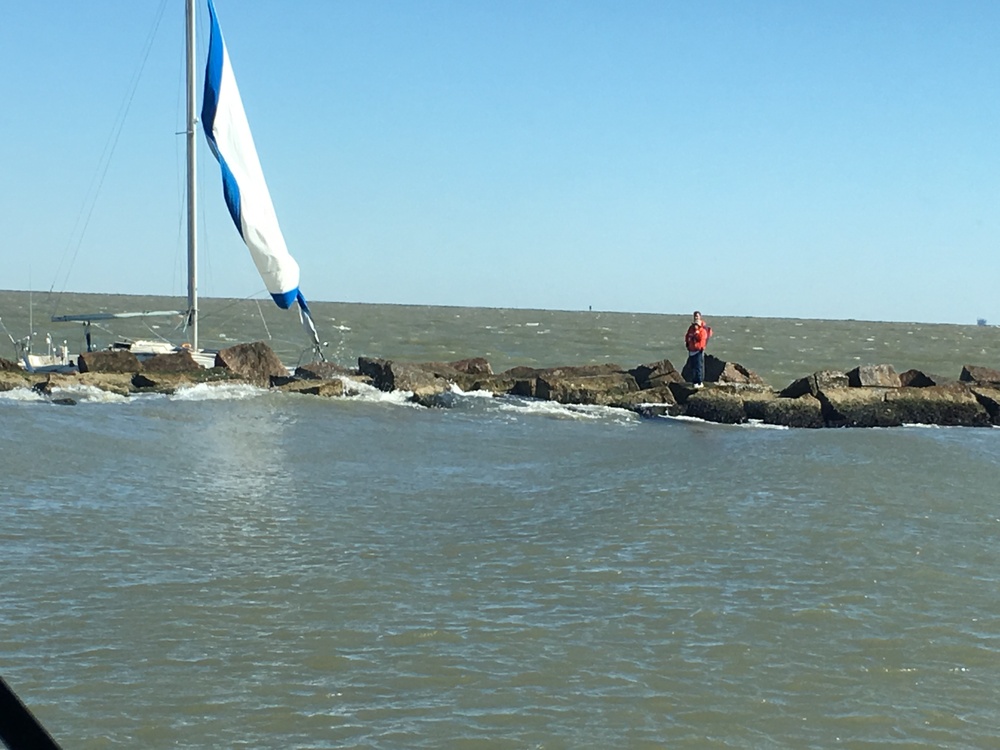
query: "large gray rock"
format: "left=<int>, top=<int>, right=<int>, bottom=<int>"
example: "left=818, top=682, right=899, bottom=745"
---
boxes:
left=357, top=357, right=494, bottom=393
left=762, top=394, right=824, bottom=428
left=961, top=365, right=1000, bottom=387
left=971, top=386, right=1000, bottom=425
left=681, top=354, right=764, bottom=385
left=131, top=372, right=187, bottom=394
left=294, top=361, right=356, bottom=380
left=140, top=349, right=203, bottom=373
left=277, top=379, right=345, bottom=398
left=78, top=349, right=140, bottom=374
left=34, top=372, right=133, bottom=397
left=883, top=385, right=990, bottom=427
left=358, top=357, right=452, bottom=393
left=489, top=364, right=628, bottom=400
left=0, top=356, right=22, bottom=372
left=439, top=357, right=493, bottom=376
left=847, top=364, right=901, bottom=388
left=740, top=389, right=777, bottom=421
left=611, top=385, right=678, bottom=411
left=780, top=370, right=849, bottom=399
left=0, top=370, right=31, bottom=391
left=819, top=387, right=901, bottom=428
left=684, top=389, right=746, bottom=424
left=535, top=373, right=639, bottom=406
left=214, top=342, right=287, bottom=387
left=898, top=369, right=952, bottom=388
left=464, top=374, right=519, bottom=395
left=629, top=359, right=683, bottom=389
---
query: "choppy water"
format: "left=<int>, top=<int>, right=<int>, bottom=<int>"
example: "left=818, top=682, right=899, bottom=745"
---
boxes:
left=2, top=291, right=1000, bottom=748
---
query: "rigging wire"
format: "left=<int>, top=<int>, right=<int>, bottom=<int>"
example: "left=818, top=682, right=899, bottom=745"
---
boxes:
left=47, top=0, right=172, bottom=318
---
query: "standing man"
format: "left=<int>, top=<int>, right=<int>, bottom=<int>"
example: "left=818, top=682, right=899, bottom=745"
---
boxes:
left=685, top=311, right=712, bottom=388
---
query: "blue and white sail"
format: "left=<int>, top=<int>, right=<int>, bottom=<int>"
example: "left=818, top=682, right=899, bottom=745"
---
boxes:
left=201, top=0, right=323, bottom=355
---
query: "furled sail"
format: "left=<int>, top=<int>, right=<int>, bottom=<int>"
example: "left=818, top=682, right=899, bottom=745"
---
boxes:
left=200, top=0, right=323, bottom=356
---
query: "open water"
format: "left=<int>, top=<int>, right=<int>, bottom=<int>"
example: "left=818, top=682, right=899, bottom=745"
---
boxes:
left=2, top=290, right=1000, bottom=748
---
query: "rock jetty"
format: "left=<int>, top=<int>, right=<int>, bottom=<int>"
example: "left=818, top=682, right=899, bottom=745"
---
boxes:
left=2, top=344, right=999, bottom=428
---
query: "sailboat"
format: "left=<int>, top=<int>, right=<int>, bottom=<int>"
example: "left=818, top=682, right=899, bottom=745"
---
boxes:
left=48, top=0, right=323, bottom=370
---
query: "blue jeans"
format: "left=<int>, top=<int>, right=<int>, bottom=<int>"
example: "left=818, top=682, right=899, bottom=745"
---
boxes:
left=688, top=350, right=704, bottom=384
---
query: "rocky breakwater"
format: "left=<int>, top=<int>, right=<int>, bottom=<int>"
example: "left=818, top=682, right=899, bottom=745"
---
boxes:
left=653, top=360, right=1000, bottom=429
left=353, top=353, right=764, bottom=414
left=349, top=354, right=1000, bottom=429
left=0, top=342, right=348, bottom=404
left=5, top=343, right=1000, bottom=428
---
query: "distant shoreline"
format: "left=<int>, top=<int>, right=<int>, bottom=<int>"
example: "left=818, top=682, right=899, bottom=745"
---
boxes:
left=0, top=289, right=985, bottom=327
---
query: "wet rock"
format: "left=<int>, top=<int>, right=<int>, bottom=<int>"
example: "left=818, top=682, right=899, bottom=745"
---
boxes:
left=32, top=372, right=132, bottom=397
left=486, top=364, right=628, bottom=400
left=535, top=373, right=639, bottom=406
left=818, top=387, right=900, bottom=428
left=409, top=381, right=455, bottom=407
left=131, top=372, right=186, bottom=394
left=740, top=389, right=777, bottom=421
left=358, top=357, right=452, bottom=393
left=612, top=385, right=678, bottom=411
left=0, top=370, right=31, bottom=391
left=971, top=387, right=1000, bottom=425
left=847, top=364, right=901, bottom=388
left=294, top=361, right=357, bottom=380
left=762, top=394, right=824, bottom=428
left=684, top=389, right=746, bottom=424
left=215, top=342, right=287, bottom=388
left=78, top=349, right=141, bottom=374
left=883, top=385, right=990, bottom=427
left=468, top=375, right=521, bottom=396
left=277, top=379, right=346, bottom=398
left=668, top=381, right=701, bottom=405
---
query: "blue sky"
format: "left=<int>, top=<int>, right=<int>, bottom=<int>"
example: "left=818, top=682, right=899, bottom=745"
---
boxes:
left=2, top=0, right=998, bottom=324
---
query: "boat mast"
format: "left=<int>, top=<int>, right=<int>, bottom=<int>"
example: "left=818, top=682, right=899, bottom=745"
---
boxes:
left=185, top=0, right=198, bottom=350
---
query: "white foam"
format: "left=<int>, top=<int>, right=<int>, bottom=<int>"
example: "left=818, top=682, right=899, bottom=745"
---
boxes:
left=340, top=378, right=419, bottom=406
left=170, top=382, right=266, bottom=401
left=0, top=387, right=45, bottom=403
left=496, top=397, right=635, bottom=423
left=743, top=419, right=790, bottom=430
left=49, top=384, right=129, bottom=404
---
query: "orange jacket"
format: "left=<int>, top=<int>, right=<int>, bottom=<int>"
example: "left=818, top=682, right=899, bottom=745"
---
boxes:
left=685, top=323, right=712, bottom=353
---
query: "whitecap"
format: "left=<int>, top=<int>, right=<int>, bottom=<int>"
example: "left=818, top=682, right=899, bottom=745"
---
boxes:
left=50, top=385, right=129, bottom=404
left=170, top=382, right=266, bottom=401
left=0, top=387, right=45, bottom=403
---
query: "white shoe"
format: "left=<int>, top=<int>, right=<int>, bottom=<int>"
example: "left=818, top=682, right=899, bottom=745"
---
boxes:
left=693, top=382, right=704, bottom=389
